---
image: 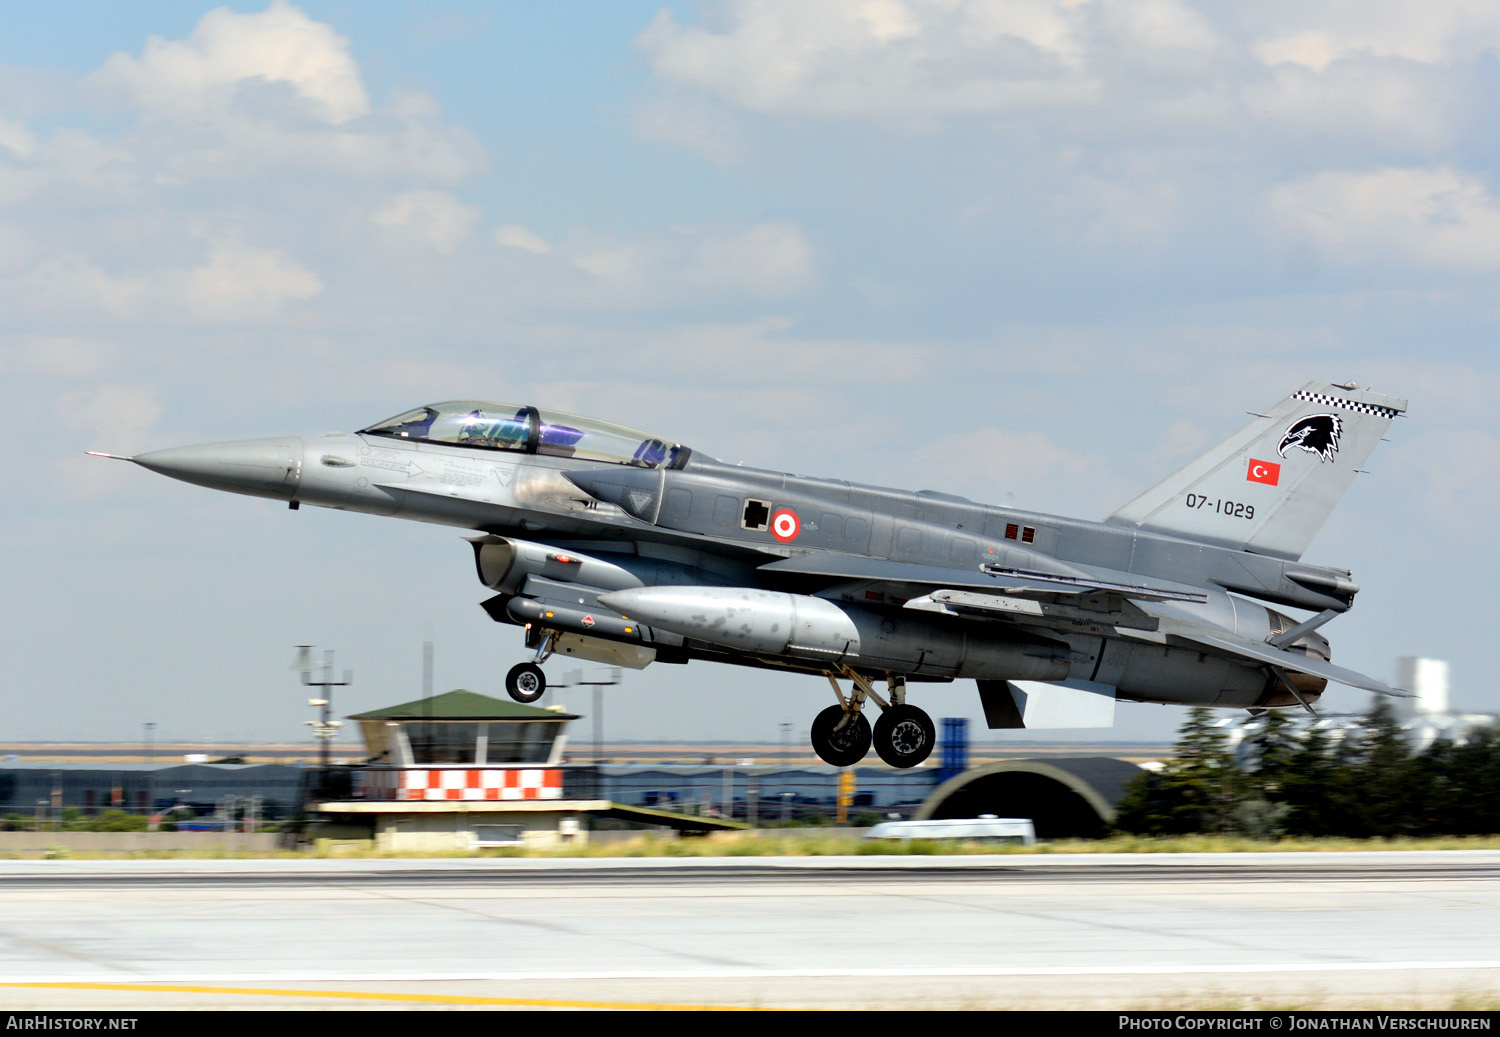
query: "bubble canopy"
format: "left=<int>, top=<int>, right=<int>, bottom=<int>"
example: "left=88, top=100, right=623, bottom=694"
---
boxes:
left=360, top=402, right=689, bottom=470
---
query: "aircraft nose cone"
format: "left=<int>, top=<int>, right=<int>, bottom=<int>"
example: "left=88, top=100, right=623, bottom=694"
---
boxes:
left=133, top=437, right=304, bottom=501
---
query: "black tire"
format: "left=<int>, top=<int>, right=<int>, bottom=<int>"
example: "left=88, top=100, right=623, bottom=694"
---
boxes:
left=505, top=662, right=546, bottom=703
left=873, top=704, right=936, bottom=769
left=810, top=704, right=871, bottom=767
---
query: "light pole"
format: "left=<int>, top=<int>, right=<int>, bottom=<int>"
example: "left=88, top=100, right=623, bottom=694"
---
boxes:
left=585, top=669, right=621, bottom=763
left=174, top=789, right=192, bottom=828
left=143, top=721, right=155, bottom=824
left=296, top=646, right=350, bottom=786
left=548, top=667, right=622, bottom=763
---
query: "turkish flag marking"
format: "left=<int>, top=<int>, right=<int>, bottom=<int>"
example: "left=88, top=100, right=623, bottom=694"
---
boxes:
left=1247, top=459, right=1281, bottom=485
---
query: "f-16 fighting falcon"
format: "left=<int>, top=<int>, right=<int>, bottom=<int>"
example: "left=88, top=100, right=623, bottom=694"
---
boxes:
left=93, top=380, right=1407, bottom=768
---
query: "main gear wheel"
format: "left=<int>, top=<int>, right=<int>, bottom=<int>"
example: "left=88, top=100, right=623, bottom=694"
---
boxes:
left=810, top=704, right=872, bottom=767
left=873, top=704, right=935, bottom=769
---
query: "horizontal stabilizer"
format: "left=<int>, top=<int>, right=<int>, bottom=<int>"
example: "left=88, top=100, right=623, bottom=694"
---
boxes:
left=976, top=679, right=1118, bottom=729
left=1125, top=627, right=1408, bottom=697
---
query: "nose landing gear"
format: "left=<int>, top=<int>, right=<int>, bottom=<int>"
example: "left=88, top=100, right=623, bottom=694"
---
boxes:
left=505, top=629, right=556, bottom=704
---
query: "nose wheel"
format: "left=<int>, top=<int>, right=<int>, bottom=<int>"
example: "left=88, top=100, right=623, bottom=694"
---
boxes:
left=505, top=662, right=546, bottom=703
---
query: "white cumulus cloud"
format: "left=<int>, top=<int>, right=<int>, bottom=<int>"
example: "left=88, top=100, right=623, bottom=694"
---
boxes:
left=555, top=222, right=818, bottom=306
left=688, top=222, right=815, bottom=296
left=1250, top=0, right=1500, bottom=70
left=71, top=5, right=482, bottom=185
left=637, top=0, right=1101, bottom=118
left=635, top=0, right=1500, bottom=160
left=494, top=224, right=552, bottom=255
left=634, top=317, right=928, bottom=386
left=0, top=118, right=37, bottom=159
left=372, top=190, right=480, bottom=253
left=1268, top=167, right=1500, bottom=270
left=184, top=239, right=324, bottom=313
left=3, top=238, right=323, bottom=323
left=91, top=0, right=370, bottom=125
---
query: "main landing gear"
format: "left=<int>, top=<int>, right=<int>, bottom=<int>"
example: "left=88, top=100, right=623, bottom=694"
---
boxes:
left=808, top=669, right=935, bottom=770
left=505, top=629, right=555, bottom=704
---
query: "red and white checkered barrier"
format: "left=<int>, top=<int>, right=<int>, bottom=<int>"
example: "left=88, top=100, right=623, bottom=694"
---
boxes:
left=355, top=768, right=563, bottom=802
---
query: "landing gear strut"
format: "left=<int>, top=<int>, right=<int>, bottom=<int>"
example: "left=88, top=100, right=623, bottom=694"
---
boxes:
left=809, top=670, right=935, bottom=769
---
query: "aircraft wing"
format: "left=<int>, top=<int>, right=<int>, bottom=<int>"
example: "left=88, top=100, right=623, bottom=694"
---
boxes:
left=1123, top=626, right=1409, bottom=697
left=758, top=554, right=1209, bottom=604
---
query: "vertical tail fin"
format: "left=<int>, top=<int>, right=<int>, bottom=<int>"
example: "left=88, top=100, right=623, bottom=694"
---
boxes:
left=1105, top=381, right=1406, bottom=560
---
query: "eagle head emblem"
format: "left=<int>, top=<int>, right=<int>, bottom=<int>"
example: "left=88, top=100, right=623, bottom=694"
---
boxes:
left=1278, top=414, right=1342, bottom=462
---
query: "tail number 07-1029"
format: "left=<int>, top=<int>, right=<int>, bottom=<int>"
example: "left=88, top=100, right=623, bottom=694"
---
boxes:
left=1184, top=494, right=1255, bottom=520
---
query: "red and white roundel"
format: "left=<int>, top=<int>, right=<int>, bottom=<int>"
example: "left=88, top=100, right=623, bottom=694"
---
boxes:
left=770, top=508, right=800, bottom=542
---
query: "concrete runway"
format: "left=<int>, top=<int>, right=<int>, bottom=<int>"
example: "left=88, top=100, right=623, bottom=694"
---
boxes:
left=1, top=852, right=1498, bottom=1010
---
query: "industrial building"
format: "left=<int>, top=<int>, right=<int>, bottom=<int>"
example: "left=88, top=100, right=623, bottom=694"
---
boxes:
left=1, top=693, right=1157, bottom=843
left=0, top=761, right=303, bottom=822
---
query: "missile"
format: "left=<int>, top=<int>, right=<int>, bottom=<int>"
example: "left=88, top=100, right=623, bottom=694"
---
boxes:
left=597, top=586, right=1071, bottom=681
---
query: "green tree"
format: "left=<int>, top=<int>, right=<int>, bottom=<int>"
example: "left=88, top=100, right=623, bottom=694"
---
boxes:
left=1161, top=707, right=1241, bottom=834
left=1115, top=705, right=1500, bottom=840
left=1456, top=724, right=1500, bottom=834
left=1113, top=769, right=1175, bottom=835
left=1422, top=723, right=1500, bottom=835
left=1340, top=700, right=1416, bottom=837
left=1244, top=709, right=1300, bottom=796
left=85, top=809, right=149, bottom=832
left=1253, top=720, right=1350, bottom=837
left=1114, top=708, right=1243, bottom=836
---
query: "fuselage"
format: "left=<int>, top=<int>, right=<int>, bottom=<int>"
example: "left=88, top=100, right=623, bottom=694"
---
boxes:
left=131, top=415, right=1343, bottom=711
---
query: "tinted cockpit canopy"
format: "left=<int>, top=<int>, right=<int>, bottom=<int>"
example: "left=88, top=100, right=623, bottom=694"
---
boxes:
left=361, top=402, right=688, bottom=469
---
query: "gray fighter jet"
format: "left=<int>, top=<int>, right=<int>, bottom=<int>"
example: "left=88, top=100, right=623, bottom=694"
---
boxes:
left=93, top=380, right=1407, bottom=768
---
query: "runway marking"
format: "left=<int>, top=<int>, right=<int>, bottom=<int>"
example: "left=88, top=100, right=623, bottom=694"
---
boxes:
left=7, top=961, right=1500, bottom=987
left=0, top=982, right=772, bottom=1011
left=456, top=961, right=1500, bottom=979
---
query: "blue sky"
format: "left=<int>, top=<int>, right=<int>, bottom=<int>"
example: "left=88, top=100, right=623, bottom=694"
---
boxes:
left=3, top=1, right=1496, bottom=748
